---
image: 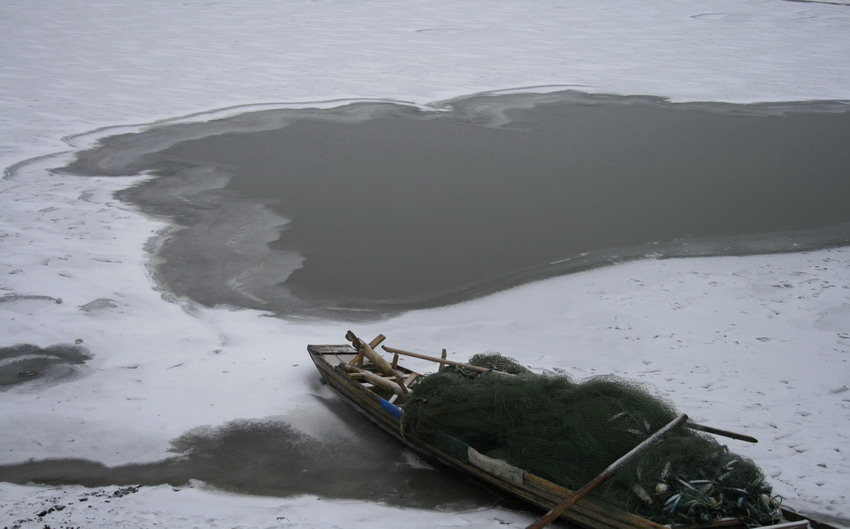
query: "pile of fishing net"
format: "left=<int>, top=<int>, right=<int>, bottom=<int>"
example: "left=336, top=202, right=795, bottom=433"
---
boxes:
left=402, top=354, right=782, bottom=526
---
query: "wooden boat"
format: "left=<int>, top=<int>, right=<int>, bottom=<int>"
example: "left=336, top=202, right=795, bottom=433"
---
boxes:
left=308, top=334, right=838, bottom=529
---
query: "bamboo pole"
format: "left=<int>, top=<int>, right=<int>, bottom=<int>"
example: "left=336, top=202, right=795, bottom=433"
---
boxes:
left=687, top=422, right=758, bottom=443
left=381, top=346, right=514, bottom=376
left=368, top=334, right=386, bottom=349
left=346, top=331, right=396, bottom=377
left=383, top=343, right=752, bottom=442
left=346, top=331, right=409, bottom=393
left=525, top=413, right=689, bottom=529
left=339, top=363, right=405, bottom=395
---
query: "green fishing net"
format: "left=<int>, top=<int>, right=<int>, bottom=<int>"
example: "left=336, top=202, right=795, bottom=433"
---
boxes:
left=402, top=354, right=782, bottom=526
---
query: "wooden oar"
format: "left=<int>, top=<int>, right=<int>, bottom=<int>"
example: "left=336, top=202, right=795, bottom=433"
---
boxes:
left=384, top=344, right=754, bottom=442
left=381, top=345, right=515, bottom=376
left=525, top=413, right=689, bottom=529
left=687, top=421, right=758, bottom=443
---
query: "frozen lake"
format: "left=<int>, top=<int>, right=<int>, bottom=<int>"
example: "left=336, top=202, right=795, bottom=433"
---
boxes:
left=65, top=91, right=850, bottom=318
left=3, top=0, right=849, bottom=526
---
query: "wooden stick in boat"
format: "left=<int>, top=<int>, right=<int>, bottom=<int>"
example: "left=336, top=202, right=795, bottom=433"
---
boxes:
left=368, top=334, right=386, bottom=349
left=346, top=331, right=396, bottom=377
left=338, top=363, right=406, bottom=395
left=687, top=421, right=758, bottom=443
left=345, top=333, right=381, bottom=369
left=525, top=413, right=689, bottom=529
left=381, top=346, right=514, bottom=376
left=346, top=331, right=410, bottom=393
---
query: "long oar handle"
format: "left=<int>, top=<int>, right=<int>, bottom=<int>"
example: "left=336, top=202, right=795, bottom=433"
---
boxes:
left=687, top=421, right=758, bottom=443
left=381, top=346, right=515, bottom=376
left=526, top=413, right=689, bottom=529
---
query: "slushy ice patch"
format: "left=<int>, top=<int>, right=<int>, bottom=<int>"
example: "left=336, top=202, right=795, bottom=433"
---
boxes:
left=0, top=343, right=91, bottom=388
left=0, top=409, right=498, bottom=510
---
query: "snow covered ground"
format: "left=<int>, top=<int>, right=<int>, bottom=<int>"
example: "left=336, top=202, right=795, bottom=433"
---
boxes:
left=2, top=0, right=849, bottom=527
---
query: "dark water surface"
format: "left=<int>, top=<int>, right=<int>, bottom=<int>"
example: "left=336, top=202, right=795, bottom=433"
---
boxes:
left=63, top=91, right=850, bottom=318
left=0, top=397, right=501, bottom=510
left=0, top=342, right=90, bottom=388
